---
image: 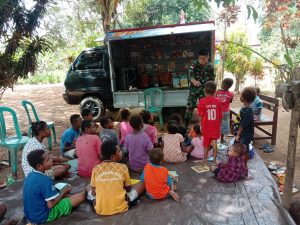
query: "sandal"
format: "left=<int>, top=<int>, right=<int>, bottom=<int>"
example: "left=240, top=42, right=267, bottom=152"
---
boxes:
left=268, top=164, right=277, bottom=170
left=259, top=144, right=269, bottom=150
left=263, top=146, right=274, bottom=153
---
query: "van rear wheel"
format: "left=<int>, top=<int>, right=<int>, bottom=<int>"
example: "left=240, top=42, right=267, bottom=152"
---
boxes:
left=79, top=97, right=105, bottom=121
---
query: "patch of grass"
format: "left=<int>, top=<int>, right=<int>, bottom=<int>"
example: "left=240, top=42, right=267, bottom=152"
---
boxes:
left=18, top=71, right=65, bottom=85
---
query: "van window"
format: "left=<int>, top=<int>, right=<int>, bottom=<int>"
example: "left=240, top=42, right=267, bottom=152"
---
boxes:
left=74, top=51, right=103, bottom=70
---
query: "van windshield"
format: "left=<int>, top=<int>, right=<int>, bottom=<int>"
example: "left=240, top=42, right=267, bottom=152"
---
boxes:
left=74, top=51, right=103, bottom=70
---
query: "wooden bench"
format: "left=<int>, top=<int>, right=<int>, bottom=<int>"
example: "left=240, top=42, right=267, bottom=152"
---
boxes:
left=230, top=94, right=279, bottom=145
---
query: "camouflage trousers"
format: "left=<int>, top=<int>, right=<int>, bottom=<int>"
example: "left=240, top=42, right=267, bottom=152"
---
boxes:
left=184, top=87, right=205, bottom=121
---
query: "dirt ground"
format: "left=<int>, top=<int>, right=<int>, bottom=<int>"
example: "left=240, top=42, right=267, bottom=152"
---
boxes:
left=0, top=83, right=299, bottom=199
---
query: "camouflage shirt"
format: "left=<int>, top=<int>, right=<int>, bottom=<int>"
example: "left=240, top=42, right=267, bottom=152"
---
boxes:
left=187, top=60, right=215, bottom=87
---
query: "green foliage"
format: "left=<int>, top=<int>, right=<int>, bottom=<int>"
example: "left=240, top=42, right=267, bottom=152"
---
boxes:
left=0, top=0, right=52, bottom=98
left=259, top=0, right=300, bottom=83
left=193, top=0, right=258, bottom=21
left=18, top=0, right=104, bottom=85
left=18, top=71, right=64, bottom=85
left=246, top=5, right=258, bottom=22
left=249, top=57, right=264, bottom=85
left=123, top=0, right=210, bottom=27
left=223, top=32, right=252, bottom=91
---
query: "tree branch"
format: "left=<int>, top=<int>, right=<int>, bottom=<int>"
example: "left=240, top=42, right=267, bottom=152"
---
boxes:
left=225, top=40, right=281, bottom=69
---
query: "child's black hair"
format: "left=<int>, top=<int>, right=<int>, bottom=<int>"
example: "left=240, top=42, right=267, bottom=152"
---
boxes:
left=169, top=113, right=182, bottom=124
left=222, top=78, right=234, bottom=90
left=100, top=116, right=111, bottom=128
left=149, top=148, right=164, bottom=165
left=129, top=114, right=143, bottom=130
left=101, top=140, right=118, bottom=160
left=167, top=120, right=179, bottom=134
left=81, top=120, right=93, bottom=133
left=70, top=114, right=81, bottom=125
left=231, top=143, right=244, bottom=156
left=204, top=81, right=217, bottom=95
left=27, top=149, right=46, bottom=169
left=241, top=87, right=257, bottom=103
left=31, top=121, right=47, bottom=137
left=140, top=110, right=152, bottom=125
left=120, top=108, right=131, bottom=121
left=81, top=108, right=92, bottom=118
left=198, top=49, right=209, bottom=56
left=254, top=87, right=260, bottom=95
left=193, top=123, right=202, bottom=136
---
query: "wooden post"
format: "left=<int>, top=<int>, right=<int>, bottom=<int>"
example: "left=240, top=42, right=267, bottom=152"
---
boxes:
left=221, top=14, right=228, bottom=82
left=282, top=81, right=300, bottom=209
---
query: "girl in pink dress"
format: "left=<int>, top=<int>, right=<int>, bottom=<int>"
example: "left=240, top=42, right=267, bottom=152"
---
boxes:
left=140, top=110, right=158, bottom=146
left=119, top=108, right=133, bottom=146
left=190, top=124, right=212, bottom=159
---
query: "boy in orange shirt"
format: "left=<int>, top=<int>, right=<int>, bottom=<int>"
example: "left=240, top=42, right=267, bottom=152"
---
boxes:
left=141, top=148, right=179, bottom=202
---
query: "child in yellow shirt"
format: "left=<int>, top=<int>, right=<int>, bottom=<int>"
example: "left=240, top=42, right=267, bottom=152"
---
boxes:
left=89, top=140, right=145, bottom=216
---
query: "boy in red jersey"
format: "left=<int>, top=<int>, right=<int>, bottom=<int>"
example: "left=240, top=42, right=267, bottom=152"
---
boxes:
left=197, top=81, right=223, bottom=164
left=216, top=78, right=234, bottom=143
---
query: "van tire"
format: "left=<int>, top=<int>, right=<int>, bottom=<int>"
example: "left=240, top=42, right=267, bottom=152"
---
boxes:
left=79, top=97, right=105, bottom=121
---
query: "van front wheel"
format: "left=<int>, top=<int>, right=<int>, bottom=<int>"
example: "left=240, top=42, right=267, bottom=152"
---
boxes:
left=79, top=97, right=105, bottom=121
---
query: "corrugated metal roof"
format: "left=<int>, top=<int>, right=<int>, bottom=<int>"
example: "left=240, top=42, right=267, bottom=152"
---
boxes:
left=104, top=22, right=215, bottom=41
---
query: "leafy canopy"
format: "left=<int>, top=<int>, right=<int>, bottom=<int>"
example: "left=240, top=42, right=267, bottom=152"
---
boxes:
left=0, top=0, right=52, bottom=97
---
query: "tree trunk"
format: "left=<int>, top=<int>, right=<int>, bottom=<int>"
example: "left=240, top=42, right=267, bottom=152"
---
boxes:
left=235, top=77, right=240, bottom=93
left=282, top=81, right=300, bottom=209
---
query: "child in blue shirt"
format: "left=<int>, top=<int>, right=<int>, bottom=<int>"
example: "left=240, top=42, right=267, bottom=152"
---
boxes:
left=236, top=87, right=257, bottom=165
left=250, top=87, right=263, bottom=120
left=60, top=114, right=82, bottom=158
left=23, top=150, right=86, bottom=224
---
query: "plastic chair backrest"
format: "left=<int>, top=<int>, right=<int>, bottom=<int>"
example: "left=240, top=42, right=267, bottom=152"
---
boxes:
left=0, top=106, right=22, bottom=141
left=21, top=100, right=40, bottom=125
left=144, top=87, right=163, bottom=109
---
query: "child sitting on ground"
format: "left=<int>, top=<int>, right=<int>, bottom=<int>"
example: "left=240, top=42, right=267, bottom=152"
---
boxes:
left=89, top=141, right=145, bottom=216
left=190, top=124, right=210, bottom=159
left=236, top=87, right=256, bottom=162
left=141, top=148, right=179, bottom=202
left=23, top=150, right=86, bottom=224
left=162, top=120, right=188, bottom=163
left=124, top=115, right=153, bottom=172
left=22, top=121, right=69, bottom=179
left=81, top=108, right=101, bottom=133
left=209, top=143, right=248, bottom=183
left=169, top=113, right=190, bottom=146
left=76, top=120, right=102, bottom=178
left=197, top=81, right=223, bottom=164
left=250, top=87, right=263, bottom=120
left=216, top=78, right=234, bottom=143
left=119, top=108, right=133, bottom=146
left=60, top=114, right=82, bottom=158
left=140, top=110, right=158, bottom=146
left=100, top=116, right=119, bottom=144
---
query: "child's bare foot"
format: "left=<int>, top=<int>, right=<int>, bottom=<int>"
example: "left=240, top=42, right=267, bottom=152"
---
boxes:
left=0, top=179, right=7, bottom=189
left=212, top=160, right=218, bottom=166
left=169, top=190, right=179, bottom=202
left=209, top=165, right=217, bottom=172
left=200, top=160, right=208, bottom=165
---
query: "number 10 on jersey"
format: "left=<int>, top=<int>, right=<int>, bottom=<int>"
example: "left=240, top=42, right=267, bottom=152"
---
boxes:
left=207, top=109, right=216, bottom=120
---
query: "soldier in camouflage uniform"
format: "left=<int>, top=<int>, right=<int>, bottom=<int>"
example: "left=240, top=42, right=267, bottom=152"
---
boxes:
left=184, top=49, right=215, bottom=127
